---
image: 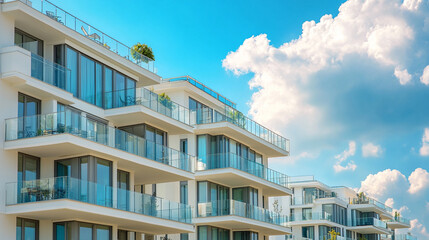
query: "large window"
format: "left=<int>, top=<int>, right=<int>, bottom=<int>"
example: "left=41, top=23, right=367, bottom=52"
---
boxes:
left=232, top=187, right=258, bottom=206
left=233, top=231, right=258, bottom=240
left=189, top=98, right=214, bottom=124
left=18, top=153, right=40, bottom=183
left=198, top=181, right=230, bottom=217
left=322, top=204, right=347, bottom=225
left=302, top=226, right=314, bottom=240
left=198, top=226, right=230, bottom=240
left=54, top=44, right=136, bottom=108
left=17, top=218, right=39, bottom=240
left=18, top=93, right=41, bottom=139
left=15, top=29, right=43, bottom=56
left=319, top=226, right=342, bottom=240
left=54, top=221, right=111, bottom=240
left=55, top=156, right=112, bottom=206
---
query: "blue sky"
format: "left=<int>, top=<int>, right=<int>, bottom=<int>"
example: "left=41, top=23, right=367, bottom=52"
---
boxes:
left=53, top=0, right=429, bottom=238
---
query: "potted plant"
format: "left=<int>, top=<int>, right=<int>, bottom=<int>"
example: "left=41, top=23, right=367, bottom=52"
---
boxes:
left=131, top=43, right=154, bottom=64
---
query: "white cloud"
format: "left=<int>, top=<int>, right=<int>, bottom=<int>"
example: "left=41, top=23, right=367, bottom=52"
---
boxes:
left=333, top=141, right=357, bottom=172
left=420, top=65, right=429, bottom=85
left=394, top=67, right=412, bottom=85
left=408, top=168, right=429, bottom=194
left=419, top=128, right=429, bottom=156
left=362, top=142, right=382, bottom=157
left=410, top=219, right=429, bottom=238
left=222, top=0, right=426, bottom=155
left=385, top=198, right=394, bottom=208
left=359, top=169, right=408, bottom=199
left=402, top=0, right=423, bottom=11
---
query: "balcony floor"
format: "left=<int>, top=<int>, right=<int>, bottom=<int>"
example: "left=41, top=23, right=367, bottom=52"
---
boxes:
left=194, top=216, right=291, bottom=235
left=6, top=199, right=193, bottom=234
left=4, top=134, right=194, bottom=184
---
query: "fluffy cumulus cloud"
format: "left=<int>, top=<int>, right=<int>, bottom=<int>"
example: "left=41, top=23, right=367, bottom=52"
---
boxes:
left=333, top=141, right=357, bottom=172
left=362, top=142, right=382, bottom=157
left=408, top=168, right=429, bottom=194
left=421, top=65, right=429, bottom=85
left=410, top=219, right=429, bottom=238
left=420, top=128, right=429, bottom=156
left=223, top=0, right=429, bottom=155
left=394, top=67, right=412, bottom=85
left=359, top=169, right=408, bottom=199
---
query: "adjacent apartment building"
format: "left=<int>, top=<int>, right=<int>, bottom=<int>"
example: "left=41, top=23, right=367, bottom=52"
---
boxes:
left=269, top=176, right=413, bottom=240
left=0, top=0, right=293, bottom=239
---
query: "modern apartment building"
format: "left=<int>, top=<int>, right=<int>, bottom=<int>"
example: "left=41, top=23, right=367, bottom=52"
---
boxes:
left=0, top=0, right=293, bottom=239
left=269, top=176, right=413, bottom=240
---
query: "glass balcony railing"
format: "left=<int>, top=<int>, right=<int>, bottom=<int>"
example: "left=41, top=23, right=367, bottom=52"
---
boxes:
left=386, top=216, right=411, bottom=225
left=5, top=0, right=155, bottom=72
left=191, top=108, right=290, bottom=153
left=5, top=176, right=192, bottom=224
left=291, top=194, right=346, bottom=206
left=5, top=112, right=195, bottom=172
left=105, top=88, right=191, bottom=125
left=197, top=153, right=289, bottom=188
left=289, top=212, right=333, bottom=222
left=197, top=200, right=288, bottom=227
left=351, top=217, right=388, bottom=229
left=164, top=76, right=237, bottom=108
left=29, top=52, right=71, bottom=91
left=350, top=197, right=393, bottom=214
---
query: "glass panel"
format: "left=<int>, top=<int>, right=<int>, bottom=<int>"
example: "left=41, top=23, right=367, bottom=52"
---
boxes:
left=96, top=63, right=103, bottom=107
left=104, top=68, right=113, bottom=109
left=96, top=225, right=110, bottom=240
left=114, top=72, right=125, bottom=107
left=80, top=55, right=95, bottom=104
left=197, top=135, right=207, bottom=166
left=198, top=226, right=208, bottom=240
left=80, top=157, right=89, bottom=202
left=16, top=218, right=22, bottom=240
left=117, top=170, right=129, bottom=211
left=24, top=220, right=37, bottom=240
left=55, top=223, right=65, bottom=240
left=97, top=158, right=112, bottom=206
left=79, top=223, right=93, bottom=239
left=66, top=47, right=78, bottom=96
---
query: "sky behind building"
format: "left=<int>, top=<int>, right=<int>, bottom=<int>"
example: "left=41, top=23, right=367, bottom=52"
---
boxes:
left=53, top=0, right=429, bottom=238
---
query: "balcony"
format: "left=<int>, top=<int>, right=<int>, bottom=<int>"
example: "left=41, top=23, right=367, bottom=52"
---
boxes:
left=163, top=76, right=237, bottom=109
left=349, top=217, right=392, bottom=235
left=386, top=216, right=411, bottom=229
left=0, top=46, right=75, bottom=104
left=196, top=200, right=291, bottom=235
left=350, top=197, right=393, bottom=219
left=4, top=112, right=195, bottom=183
left=2, top=0, right=158, bottom=82
left=290, top=195, right=347, bottom=207
left=288, top=212, right=341, bottom=227
left=394, top=234, right=418, bottom=240
left=5, top=177, right=193, bottom=234
left=192, top=109, right=290, bottom=157
left=104, top=88, right=194, bottom=134
left=195, top=153, right=291, bottom=196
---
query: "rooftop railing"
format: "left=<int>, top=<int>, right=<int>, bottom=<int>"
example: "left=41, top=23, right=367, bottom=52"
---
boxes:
left=191, top=108, right=290, bottom=152
left=197, top=200, right=288, bottom=227
left=105, top=88, right=191, bottom=126
left=5, top=111, right=195, bottom=172
left=6, top=0, right=155, bottom=72
left=6, top=176, right=192, bottom=224
left=163, top=76, right=236, bottom=108
left=196, top=152, right=290, bottom=188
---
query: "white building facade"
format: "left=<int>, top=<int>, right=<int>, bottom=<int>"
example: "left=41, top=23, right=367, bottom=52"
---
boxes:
left=269, top=176, right=413, bottom=240
left=0, top=1, right=293, bottom=240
